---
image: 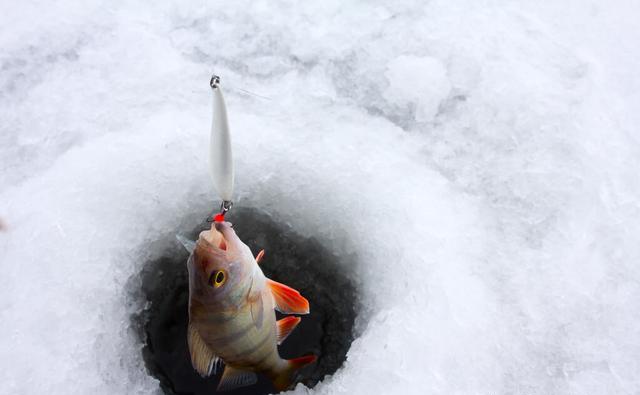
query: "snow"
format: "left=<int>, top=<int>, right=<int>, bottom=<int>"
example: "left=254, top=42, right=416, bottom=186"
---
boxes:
left=1, top=1, right=640, bottom=394
left=384, top=55, right=451, bottom=122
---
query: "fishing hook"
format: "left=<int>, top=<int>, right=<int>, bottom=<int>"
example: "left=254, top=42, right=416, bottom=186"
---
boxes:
left=207, top=200, right=233, bottom=223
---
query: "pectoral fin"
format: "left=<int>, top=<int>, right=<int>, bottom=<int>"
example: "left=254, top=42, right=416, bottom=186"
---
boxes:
left=267, top=279, right=309, bottom=315
left=250, top=296, right=264, bottom=329
left=217, top=366, right=258, bottom=391
left=276, top=316, right=301, bottom=345
left=188, top=323, right=221, bottom=377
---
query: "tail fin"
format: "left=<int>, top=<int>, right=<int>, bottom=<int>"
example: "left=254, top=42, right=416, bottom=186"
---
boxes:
left=272, top=355, right=317, bottom=391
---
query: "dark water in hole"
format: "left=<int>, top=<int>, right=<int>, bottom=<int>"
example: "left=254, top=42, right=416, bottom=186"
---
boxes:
left=134, top=209, right=358, bottom=394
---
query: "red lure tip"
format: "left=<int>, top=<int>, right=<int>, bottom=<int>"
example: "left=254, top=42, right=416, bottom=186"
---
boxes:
left=213, top=213, right=225, bottom=222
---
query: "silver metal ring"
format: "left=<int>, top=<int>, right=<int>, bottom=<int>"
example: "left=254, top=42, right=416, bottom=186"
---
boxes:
left=210, top=75, right=221, bottom=89
left=220, top=200, right=233, bottom=213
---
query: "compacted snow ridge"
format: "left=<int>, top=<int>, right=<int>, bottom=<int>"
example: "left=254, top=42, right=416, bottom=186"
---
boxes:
left=1, top=1, right=640, bottom=395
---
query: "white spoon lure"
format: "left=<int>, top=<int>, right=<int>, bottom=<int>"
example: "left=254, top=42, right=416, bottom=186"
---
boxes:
left=209, top=75, right=234, bottom=218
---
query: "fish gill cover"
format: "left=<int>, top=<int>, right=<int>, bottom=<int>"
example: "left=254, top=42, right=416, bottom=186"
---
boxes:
left=1, top=1, right=640, bottom=395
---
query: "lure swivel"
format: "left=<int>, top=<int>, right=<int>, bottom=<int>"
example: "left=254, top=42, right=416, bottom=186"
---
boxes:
left=210, top=75, right=221, bottom=89
left=220, top=200, right=233, bottom=216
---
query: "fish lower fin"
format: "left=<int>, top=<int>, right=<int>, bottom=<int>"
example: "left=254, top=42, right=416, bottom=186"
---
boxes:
left=266, top=278, right=310, bottom=315
left=272, top=355, right=317, bottom=391
left=188, top=323, right=221, bottom=377
left=217, top=366, right=258, bottom=392
left=276, top=316, right=301, bottom=345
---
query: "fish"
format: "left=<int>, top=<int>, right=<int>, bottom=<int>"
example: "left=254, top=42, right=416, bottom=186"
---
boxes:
left=182, top=221, right=316, bottom=392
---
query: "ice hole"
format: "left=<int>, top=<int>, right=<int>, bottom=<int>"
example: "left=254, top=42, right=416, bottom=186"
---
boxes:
left=134, top=208, right=358, bottom=394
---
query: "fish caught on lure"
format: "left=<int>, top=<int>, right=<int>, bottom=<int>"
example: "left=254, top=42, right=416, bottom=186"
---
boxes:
left=181, top=221, right=316, bottom=392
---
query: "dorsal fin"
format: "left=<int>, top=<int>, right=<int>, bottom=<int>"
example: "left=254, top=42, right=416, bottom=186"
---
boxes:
left=276, top=316, right=301, bottom=345
left=188, top=323, right=221, bottom=377
left=255, top=249, right=265, bottom=264
left=217, top=366, right=257, bottom=391
left=266, top=279, right=309, bottom=315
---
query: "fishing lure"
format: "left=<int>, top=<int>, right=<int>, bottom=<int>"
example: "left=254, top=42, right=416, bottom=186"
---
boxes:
left=209, top=75, right=234, bottom=220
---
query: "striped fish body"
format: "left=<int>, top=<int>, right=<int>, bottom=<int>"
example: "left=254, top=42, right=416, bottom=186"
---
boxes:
left=186, top=221, right=315, bottom=391
left=190, top=264, right=283, bottom=375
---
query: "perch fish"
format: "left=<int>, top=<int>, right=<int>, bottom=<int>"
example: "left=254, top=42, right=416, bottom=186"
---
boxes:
left=182, top=221, right=315, bottom=391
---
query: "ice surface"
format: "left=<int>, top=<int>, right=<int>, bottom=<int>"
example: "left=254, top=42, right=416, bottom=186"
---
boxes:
left=1, top=1, right=640, bottom=394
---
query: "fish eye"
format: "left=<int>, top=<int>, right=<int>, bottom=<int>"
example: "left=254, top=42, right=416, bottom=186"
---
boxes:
left=209, top=270, right=226, bottom=288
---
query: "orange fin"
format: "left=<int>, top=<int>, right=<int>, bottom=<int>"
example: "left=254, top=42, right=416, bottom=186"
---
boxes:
left=276, top=316, right=301, bottom=345
left=272, top=354, right=317, bottom=391
left=266, top=279, right=309, bottom=315
left=255, top=249, right=265, bottom=264
left=290, top=354, right=317, bottom=368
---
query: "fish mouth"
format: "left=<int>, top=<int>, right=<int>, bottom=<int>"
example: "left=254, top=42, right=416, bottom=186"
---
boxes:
left=198, top=221, right=232, bottom=252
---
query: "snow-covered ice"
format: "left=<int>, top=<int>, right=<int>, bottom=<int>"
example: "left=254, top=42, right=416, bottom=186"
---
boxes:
left=1, top=1, right=640, bottom=394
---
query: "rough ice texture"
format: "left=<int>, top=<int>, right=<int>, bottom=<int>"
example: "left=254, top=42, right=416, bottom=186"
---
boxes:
left=1, top=1, right=640, bottom=394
